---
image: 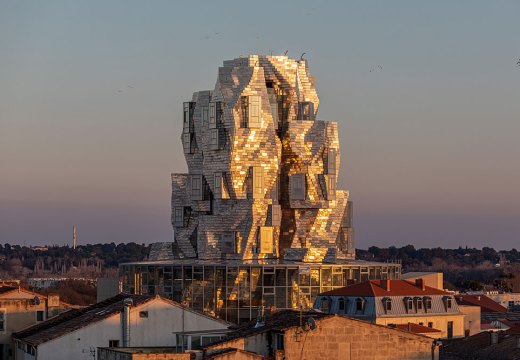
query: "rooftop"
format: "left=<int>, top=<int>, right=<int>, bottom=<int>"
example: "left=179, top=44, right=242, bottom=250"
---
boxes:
left=455, top=294, right=508, bottom=313
left=13, top=293, right=156, bottom=346
left=442, top=331, right=520, bottom=360
left=319, top=279, right=450, bottom=297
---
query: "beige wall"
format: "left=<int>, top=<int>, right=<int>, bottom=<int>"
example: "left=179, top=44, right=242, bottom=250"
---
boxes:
left=402, top=273, right=443, bottom=290
left=282, top=317, right=435, bottom=360
left=375, top=314, right=465, bottom=338
left=209, top=316, right=436, bottom=360
left=458, top=305, right=481, bottom=336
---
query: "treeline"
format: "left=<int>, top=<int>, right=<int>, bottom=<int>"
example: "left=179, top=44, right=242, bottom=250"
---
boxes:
left=357, top=245, right=520, bottom=292
left=0, top=242, right=149, bottom=278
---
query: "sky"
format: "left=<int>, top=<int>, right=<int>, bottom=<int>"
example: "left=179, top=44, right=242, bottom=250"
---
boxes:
left=1, top=1, right=519, bottom=249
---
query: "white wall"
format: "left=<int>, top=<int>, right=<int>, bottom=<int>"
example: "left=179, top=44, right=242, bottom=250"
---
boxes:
left=18, top=297, right=228, bottom=360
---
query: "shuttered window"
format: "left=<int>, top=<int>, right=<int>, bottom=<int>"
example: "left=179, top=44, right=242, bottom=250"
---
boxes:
left=202, top=106, right=208, bottom=126
left=260, top=226, right=273, bottom=254
left=253, top=167, right=264, bottom=199
left=248, top=95, right=261, bottom=128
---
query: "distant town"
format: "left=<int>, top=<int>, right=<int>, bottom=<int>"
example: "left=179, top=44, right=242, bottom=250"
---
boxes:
left=2, top=53, right=519, bottom=360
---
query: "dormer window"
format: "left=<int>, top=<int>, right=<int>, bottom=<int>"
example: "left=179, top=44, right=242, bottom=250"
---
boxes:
left=382, top=297, right=392, bottom=313
left=404, top=297, right=413, bottom=312
left=414, top=297, right=423, bottom=311
left=423, top=296, right=432, bottom=312
left=443, top=296, right=453, bottom=311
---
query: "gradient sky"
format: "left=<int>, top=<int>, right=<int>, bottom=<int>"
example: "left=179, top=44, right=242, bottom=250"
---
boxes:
left=1, top=1, right=519, bottom=249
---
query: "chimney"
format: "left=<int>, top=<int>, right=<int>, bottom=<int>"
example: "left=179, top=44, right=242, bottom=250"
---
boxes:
left=254, top=306, right=265, bottom=328
left=122, top=298, right=133, bottom=347
left=477, top=296, right=481, bottom=301
left=415, top=279, right=426, bottom=291
left=489, top=331, right=498, bottom=345
left=381, top=279, right=391, bottom=291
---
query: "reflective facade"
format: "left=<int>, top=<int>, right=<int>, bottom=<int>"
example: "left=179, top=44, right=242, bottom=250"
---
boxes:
left=120, top=261, right=401, bottom=324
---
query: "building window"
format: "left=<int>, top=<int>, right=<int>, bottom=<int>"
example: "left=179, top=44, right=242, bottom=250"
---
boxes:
left=275, top=333, right=284, bottom=350
left=447, top=321, right=454, bottom=339
left=221, top=232, right=236, bottom=254
left=244, top=95, right=261, bottom=128
left=327, top=175, right=336, bottom=200
left=383, top=298, right=392, bottom=312
left=210, top=128, right=219, bottom=150
left=183, top=102, right=195, bottom=133
left=356, top=298, right=364, bottom=312
left=415, top=297, right=423, bottom=311
left=298, top=101, right=315, bottom=120
left=139, top=311, right=148, bottom=318
left=320, top=298, right=329, bottom=313
left=423, top=297, right=432, bottom=311
left=271, top=204, right=281, bottom=226
left=173, top=207, right=184, bottom=227
left=182, top=133, right=192, bottom=154
left=109, top=340, right=119, bottom=348
left=404, top=297, right=413, bottom=312
left=36, top=311, right=44, bottom=322
left=0, top=309, right=6, bottom=332
left=338, top=298, right=345, bottom=312
left=428, top=322, right=433, bottom=328
left=214, top=172, right=223, bottom=199
left=290, top=174, right=306, bottom=200
left=259, top=226, right=273, bottom=254
left=252, top=167, right=264, bottom=199
left=443, top=296, right=453, bottom=311
left=202, top=106, right=208, bottom=125
left=327, top=148, right=337, bottom=175
left=191, top=175, right=203, bottom=200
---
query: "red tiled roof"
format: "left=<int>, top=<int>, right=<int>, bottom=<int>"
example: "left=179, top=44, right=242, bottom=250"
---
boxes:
left=319, top=280, right=449, bottom=297
left=455, top=295, right=507, bottom=313
left=506, top=326, right=520, bottom=335
left=392, top=323, right=441, bottom=334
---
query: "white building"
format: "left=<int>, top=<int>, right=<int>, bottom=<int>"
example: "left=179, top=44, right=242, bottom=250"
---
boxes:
left=13, top=293, right=230, bottom=360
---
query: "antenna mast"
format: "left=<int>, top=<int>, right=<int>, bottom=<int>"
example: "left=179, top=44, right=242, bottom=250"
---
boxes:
left=73, top=224, right=77, bottom=250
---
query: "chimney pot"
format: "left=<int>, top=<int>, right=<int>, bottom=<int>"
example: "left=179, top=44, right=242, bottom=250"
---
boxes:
left=381, top=280, right=391, bottom=291
left=415, top=279, right=426, bottom=291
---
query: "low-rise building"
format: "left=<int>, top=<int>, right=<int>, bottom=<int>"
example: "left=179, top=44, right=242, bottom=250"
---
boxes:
left=13, top=293, right=230, bottom=360
left=204, top=309, right=438, bottom=360
left=0, top=286, right=70, bottom=359
left=313, top=279, right=465, bottom=339
left=97, top=347, right=192, bottom=360
left=441, top=327, right=520, bottom=360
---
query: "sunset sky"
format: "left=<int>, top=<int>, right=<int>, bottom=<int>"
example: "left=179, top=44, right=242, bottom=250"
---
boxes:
left=1, top=1, right=519, bottom=249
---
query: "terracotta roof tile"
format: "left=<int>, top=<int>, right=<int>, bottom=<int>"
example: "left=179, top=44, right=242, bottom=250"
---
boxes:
left=319, top=280, right=449, bottom=297
left=454, top=295, right=507, bottom=313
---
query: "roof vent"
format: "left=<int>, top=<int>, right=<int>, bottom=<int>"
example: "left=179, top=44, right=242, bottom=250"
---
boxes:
left=254, top=307, right=265, bottom=328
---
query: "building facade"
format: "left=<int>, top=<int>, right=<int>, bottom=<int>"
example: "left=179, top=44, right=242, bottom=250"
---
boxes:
left=13, top=294, right=229, bottom=360
left=205, top=310, right=438, bottom=360
left=0, top=286, right=70, bottom=359
left=314, top=279, right=465, bottom=339
left=120, top=55, right=401, bottom=323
